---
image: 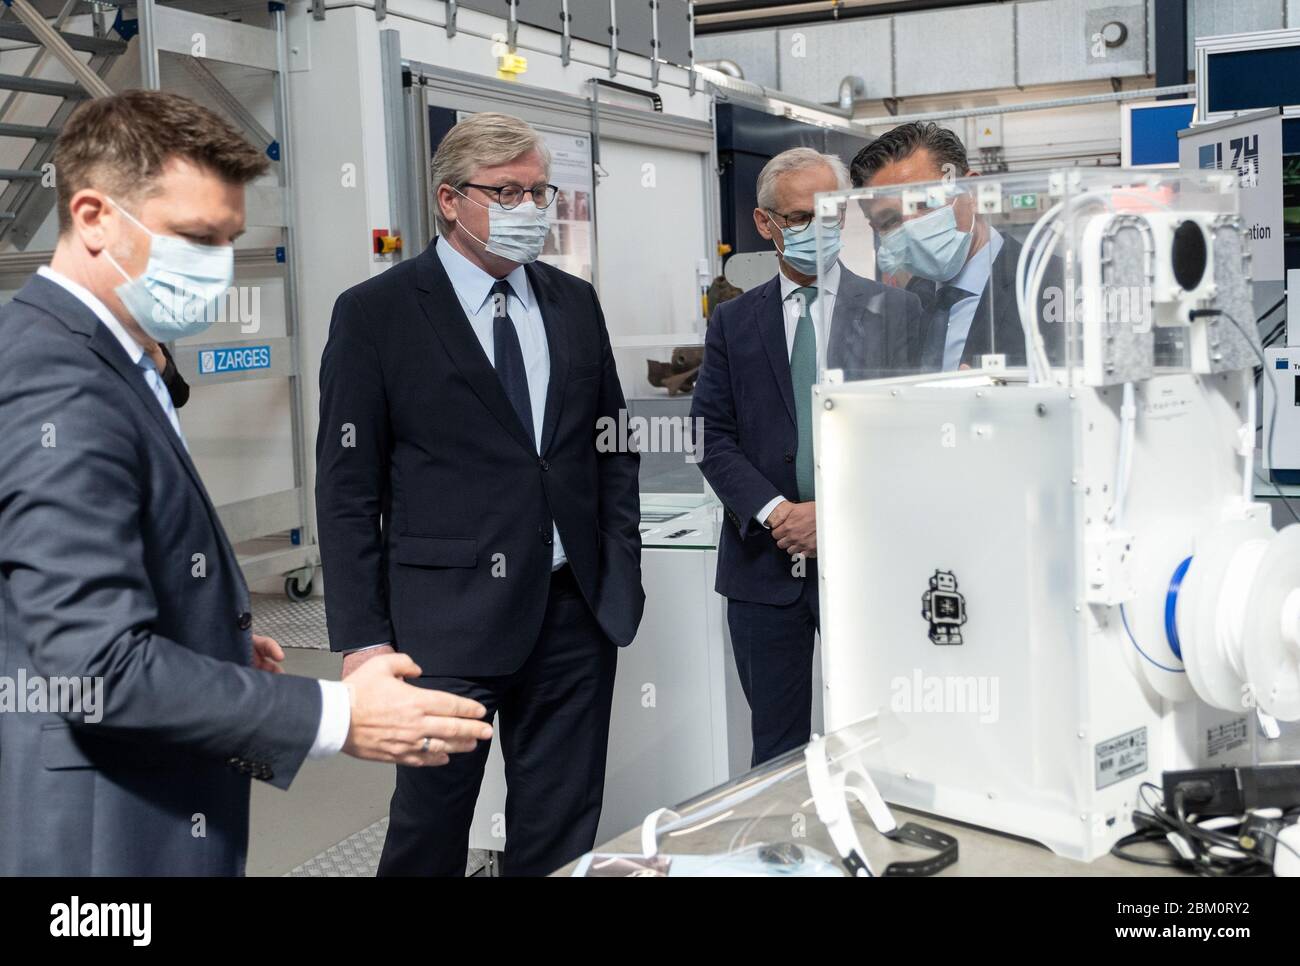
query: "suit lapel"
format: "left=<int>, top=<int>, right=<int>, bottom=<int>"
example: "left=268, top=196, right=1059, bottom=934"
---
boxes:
left=829, top=272, right=870, bottom=368
left=15, top=274, right=245, bottom=584
left=525, top=262, right=571, bottom=456
left=757, top=277, right=796, bottom=425
left=962, top=240, right=1015, bottom=364
left=415, top=242, right=536, bottom=453
left=84, top=326, right=210, bottom=489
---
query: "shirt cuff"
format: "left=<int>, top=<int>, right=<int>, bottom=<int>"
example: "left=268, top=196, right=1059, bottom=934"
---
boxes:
left=345, top=642, right=391, bottom=655
left=307, top=680, right=352, bottom=759
left=755, top=496, right=787, bottom=528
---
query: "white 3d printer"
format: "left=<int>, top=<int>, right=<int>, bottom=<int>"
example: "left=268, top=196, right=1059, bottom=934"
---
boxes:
left=811, top=168, right=1300, bottom=861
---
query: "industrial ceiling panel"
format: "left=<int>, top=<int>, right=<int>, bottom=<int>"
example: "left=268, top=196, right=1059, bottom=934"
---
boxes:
left=1018, top=0, right=1147, bottom=87
left=1190, top=0, right=1284, bottom=49
left=776, top=18, right=892, bottom=104
left=569, top=0, right=615, bottom=46
left=518, top=0, right=567, bottom=33
left=894, top=4, right=1015, bottom=98
left=695, top=28, right=778, bottom=88
left=614, top=0, right=656, bottom=60
left=657, top=0, right=693, bottom=66
left=459, top=0, right=512, bottom=18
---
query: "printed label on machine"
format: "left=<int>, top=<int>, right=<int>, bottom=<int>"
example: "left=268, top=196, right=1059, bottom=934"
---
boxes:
left=1095, top=727, right=1148, bottom=790
left=198, top=345, right=271, bottom=375
left=1205, top=717, right=1250, bottom=760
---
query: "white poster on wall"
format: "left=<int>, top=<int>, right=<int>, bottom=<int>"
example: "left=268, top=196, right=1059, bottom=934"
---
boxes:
left=537, top=128, right=594, bottom=282
left=1179, top=109, right=1284, bottom=283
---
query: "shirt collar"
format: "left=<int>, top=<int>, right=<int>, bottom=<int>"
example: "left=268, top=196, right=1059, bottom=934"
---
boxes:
left=37, top=265, right=145, bottom=365
left=948, top=227, right=1003, bottom=298
left=435, top=236, right=534, bottom=314
left=777, top=259, right=840, bottom=301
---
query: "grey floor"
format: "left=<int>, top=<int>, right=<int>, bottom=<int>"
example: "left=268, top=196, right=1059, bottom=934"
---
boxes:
left=246, top=596, right=489, bottom=877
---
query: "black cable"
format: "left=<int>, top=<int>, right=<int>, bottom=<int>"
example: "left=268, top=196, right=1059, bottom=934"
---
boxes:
left=1111, top=785, right=1284, bottom=876
left=1259, top=296, right=1286, bottom=323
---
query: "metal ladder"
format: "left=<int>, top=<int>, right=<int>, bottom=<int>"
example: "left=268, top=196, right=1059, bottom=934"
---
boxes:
left=0, top=0, right=124, bottom=249
left=133, top=1, right=321, bottom=600
left=0, top=1, right=319, bottom=600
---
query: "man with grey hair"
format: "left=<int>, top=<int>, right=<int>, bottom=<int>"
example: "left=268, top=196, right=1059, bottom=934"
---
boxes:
left=691, top=147, right=921, bottom=765
left=316, top=112, right=644, bottom=875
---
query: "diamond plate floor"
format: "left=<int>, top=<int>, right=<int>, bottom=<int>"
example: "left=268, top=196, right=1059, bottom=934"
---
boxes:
left=286, top=819, right=489, bottom=877
left=250, top=593, right=329, bottom=650
left=250, top=619, right=492, bottom=877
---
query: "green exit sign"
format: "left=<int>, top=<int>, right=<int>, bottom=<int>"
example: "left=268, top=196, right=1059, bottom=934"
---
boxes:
left=1012, top=193, right=1038, bottom=210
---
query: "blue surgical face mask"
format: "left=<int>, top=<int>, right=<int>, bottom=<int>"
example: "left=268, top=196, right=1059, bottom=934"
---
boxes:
left=453, top=187, right=551, bottom=265
left=103, top=197, right=234, bottom=342
left=875, top=203, right=973, bottom=282
left=770, top=214, right=842, bottom=276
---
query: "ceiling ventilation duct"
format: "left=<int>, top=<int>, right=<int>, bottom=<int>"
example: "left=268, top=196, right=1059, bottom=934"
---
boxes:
left=696, top=58, right=745, bottom=79
left=838, top=74, right=867, bottom=111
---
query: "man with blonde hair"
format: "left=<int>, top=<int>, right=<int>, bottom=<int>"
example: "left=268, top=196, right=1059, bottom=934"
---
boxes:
left=317, top=112, right=644, bottom=876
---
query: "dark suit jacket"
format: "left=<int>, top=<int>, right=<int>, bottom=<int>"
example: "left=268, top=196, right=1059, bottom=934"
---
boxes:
left=910, top=233, right=1063, bottom=369
left=0, top=274, right=321, bottom=876
left=315, top=240, right=644, bottom=676
left=690, top=267, right=922, bottom=605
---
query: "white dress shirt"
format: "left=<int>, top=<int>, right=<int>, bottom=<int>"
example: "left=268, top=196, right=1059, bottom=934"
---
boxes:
left=37, top=265, right=349, bottom=760
left=436, top=237, right=565, bottom=569
left=942, top=228, right=1003, bottom=372
left=755, top=261, right=841, bottom=526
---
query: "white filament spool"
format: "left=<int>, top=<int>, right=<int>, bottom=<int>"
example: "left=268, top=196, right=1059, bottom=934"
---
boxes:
left=1242, top=525, right=1300, bottom=721
left=1179, top=519, right=1274, bottom=712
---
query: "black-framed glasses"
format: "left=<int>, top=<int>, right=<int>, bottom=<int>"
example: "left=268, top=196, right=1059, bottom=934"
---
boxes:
left=460, top=182, right=559, bottom=210
left=765, top=207, right=845, bottom=234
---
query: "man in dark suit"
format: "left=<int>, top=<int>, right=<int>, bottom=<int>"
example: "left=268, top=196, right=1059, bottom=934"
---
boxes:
left=850, top=122, right=1060, bottom=371
left=0, top=91, right=490, bottom=876
left=316, top=112, right=644, bottom=876
left=691, top=148, right=922, bottom=766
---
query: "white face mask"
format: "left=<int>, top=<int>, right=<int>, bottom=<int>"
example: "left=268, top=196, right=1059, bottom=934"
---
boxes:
left=452, top=186, right=551, bottom=264
left=102, top=196, right=234, bottom=342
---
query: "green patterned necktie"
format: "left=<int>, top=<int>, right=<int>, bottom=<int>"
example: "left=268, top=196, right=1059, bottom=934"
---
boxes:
left=789, top=285, right=818, bottom=502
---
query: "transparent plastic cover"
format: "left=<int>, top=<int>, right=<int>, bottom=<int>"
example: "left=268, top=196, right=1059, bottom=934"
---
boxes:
left=814, top=168, right=1242, bottom=385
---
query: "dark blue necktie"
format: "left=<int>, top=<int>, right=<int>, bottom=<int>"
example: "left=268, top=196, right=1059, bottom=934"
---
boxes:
left=490, top=279, right=535, bottom=449
left=920, top=284, right=972, bottom=371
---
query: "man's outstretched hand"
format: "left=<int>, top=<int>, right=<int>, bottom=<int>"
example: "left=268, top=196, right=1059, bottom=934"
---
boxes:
left=341, top=653, right=492, bottom=767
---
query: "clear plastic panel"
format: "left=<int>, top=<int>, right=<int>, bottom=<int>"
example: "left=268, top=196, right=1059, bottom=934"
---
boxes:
left=814, top=167, right=1242, bottom=386
left=571, top=715, right=950, bottom=877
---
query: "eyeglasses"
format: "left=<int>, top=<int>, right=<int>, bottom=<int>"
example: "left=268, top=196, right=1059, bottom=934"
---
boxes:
left=460, top=182, right=560, bottom=210
left=765, top=208, right=845, bottom=234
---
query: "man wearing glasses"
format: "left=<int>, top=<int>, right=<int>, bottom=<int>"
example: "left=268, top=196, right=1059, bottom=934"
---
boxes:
left=691, top=147, right=921, bottom=765
left=316, top=112, right=644, bottom=876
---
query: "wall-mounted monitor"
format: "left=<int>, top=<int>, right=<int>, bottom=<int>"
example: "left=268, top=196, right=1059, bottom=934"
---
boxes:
left=1197, top=29, right=1300, bottom=122
left=1121, top=98, right=1196, bottom=168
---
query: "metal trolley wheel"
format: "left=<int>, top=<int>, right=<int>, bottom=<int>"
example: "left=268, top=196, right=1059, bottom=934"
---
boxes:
left=284, top=569, right=315, bottom=602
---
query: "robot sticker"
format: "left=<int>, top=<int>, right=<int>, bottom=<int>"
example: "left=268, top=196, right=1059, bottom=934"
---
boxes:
left=922, top=570, right=967, bottom=645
